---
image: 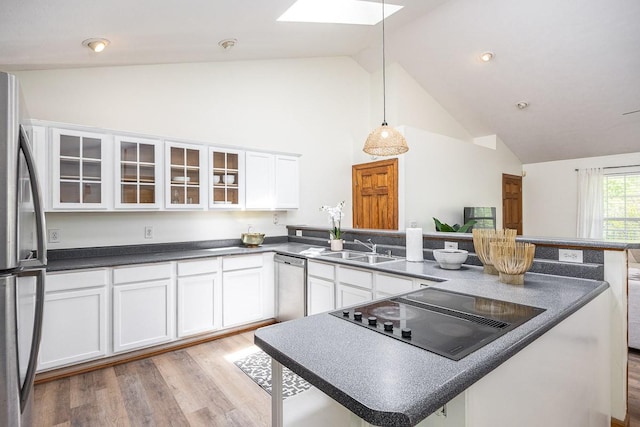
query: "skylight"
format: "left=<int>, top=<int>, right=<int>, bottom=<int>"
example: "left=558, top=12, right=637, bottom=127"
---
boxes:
left=277, top=0, right=404, bottom=25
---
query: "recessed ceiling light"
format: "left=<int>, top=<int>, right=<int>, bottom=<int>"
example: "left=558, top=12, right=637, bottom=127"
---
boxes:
left=277, top=0, right=403, bottom=25
left=480, top=51, right=494, bottom=62
left=82, top=38, right=110, bottom=53
left=516, top=101, right=529, bottom=110
left=218, top=38, right=237, bottom=50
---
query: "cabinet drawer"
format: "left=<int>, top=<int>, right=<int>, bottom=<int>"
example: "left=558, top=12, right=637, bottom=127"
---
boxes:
left=177, top=258, right=218, bottom=276
left=376, top=274, right=413, bottom=295
left=223, top=254, right=263, bottom=271
left=113, top=263, right=173, bottom=284
left=338, top=267, right=373, bottom=289
left=46, top=269, right=108, bottom=292
left=308, top=261, right=335, bottom=280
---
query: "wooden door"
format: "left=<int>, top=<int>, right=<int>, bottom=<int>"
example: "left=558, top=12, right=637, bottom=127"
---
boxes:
left=352, top=159, right=398, bottom=230
left=502, top=173, right=523, bottom=234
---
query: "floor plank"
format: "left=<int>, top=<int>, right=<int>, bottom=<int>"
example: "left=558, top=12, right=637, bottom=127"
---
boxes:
left=33, top=332, right=270, bottom=427
left=36, top=333, right=640, bottom=426
left=630, top=350, right=640, bottom=426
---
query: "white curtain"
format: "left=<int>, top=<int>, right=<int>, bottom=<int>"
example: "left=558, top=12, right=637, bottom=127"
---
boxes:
left=576, top=167, right=604, bottom=239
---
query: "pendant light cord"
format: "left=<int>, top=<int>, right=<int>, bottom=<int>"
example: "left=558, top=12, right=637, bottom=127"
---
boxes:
left=381, top=0, right=387, bottom=125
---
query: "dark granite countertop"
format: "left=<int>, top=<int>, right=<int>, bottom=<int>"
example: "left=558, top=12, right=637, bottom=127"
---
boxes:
left=46, top=241, right=313, bottom=271
left=254, top=265, right=609, bottom=426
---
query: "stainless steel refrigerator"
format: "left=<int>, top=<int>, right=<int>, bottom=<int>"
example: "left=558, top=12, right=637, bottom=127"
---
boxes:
left=0, top=71, right=47, bottom=426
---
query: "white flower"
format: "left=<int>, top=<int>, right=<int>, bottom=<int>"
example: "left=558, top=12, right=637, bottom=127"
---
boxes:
left=320, top=201, right=345, bottom=239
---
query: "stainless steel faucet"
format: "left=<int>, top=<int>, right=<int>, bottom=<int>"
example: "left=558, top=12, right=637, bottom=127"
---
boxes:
left=354, top=238, right=377, bottom=254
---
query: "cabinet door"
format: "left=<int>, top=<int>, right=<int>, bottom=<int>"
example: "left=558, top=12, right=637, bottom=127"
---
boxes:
left=307, top=276, right=335, bottom=315
left=336, top=284, right=372, bottom=309
left=51, top=128, right=109, bottom=209
left=177, top=273, right=217, bottom=337
left=38, top=287, right=108, bottom=370
left=222, top=268, right=263, bottom=327
left=275, top=155, right=299, bottom=209
left=376, top=273, right=414, bottom=296
left=165, top=142, right=206, bottom=209
left=114, top=135, right=162, bottom=209
left=245, top=151, right=274, bottom=209
left=113, top=279, right=174, bottom=353
left=209, top=147, right=244, bottom=208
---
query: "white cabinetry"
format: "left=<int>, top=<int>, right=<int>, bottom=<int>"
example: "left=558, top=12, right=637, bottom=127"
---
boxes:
left=222, top=253, right=274, bottom=327
left=245, top=151, right=299, bottom=209
left=51, top=128, right=110, bottom=210
left=176, top=258, right=220, bottom=337
left=165, top=142, right=206, bottom=209
left=307, top=261, right=336, bottom=315
left=114, top=135, right=162, bottom=209
left=275, top=155, right=300, bottom=209
left=336, top=266, right=373, bottom=309
left=112, top=263, right=175, bottom=353
left=209, top=148, right=244, bottom=208
left=375, top=273, right=415, bottom=298
left=39, top=269, right=109, bottom=370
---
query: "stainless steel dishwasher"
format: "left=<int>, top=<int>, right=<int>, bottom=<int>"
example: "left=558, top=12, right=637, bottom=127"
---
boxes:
left=274, top=254, right=307, bottom=321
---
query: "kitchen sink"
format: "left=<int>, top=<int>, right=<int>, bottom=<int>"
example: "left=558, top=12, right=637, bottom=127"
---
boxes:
left=322, top=251, right=367, bottom=260
left=320, top=251, right=401, bottom=264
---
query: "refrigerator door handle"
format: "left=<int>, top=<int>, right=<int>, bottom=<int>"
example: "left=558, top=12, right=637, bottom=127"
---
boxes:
left=18, top=125, right=47, bottom=268
left=19, top=268, right=44, bottom=412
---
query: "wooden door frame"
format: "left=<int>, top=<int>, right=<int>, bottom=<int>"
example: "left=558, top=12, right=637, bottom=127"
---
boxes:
left=502, top=173, right=523, bottom=234
left=352, top=158, right=399, bottom=230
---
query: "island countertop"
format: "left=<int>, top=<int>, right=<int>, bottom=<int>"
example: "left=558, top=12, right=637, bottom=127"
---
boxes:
left=254, top=266, right=609, bottom=427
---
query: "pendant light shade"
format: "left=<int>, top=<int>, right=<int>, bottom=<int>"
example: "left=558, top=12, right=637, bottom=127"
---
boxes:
left=363, top=122, right=408, bottom=156
left=363, top=0, right=408, bottom=156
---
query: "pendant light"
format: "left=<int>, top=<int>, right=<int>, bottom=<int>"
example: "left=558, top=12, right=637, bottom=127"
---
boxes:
left=363, top=0, right=408, bottom=156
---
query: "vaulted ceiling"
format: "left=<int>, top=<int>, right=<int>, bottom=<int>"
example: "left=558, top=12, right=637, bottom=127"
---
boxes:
left=2, top=0, right=639, bottom=163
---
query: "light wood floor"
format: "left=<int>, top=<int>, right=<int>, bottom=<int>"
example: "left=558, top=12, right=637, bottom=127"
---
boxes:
left=630, top=350, right=640, bottom=426
left=33, top=337, right=640, bottom=426
left=32, top=332, right=270, bottom=427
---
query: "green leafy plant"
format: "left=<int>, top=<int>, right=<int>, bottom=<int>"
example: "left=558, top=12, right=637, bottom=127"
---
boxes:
left=433, top=217, right=477, bottom=233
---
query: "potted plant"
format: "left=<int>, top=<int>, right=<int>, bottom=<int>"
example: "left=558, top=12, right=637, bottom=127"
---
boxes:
left=433, top=217, right=477, bottom=233
left=321, top=201, right=345, bottom=251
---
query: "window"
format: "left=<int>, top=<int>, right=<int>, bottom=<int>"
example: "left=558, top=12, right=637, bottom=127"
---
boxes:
left=603, top=173, right=640, bottom=240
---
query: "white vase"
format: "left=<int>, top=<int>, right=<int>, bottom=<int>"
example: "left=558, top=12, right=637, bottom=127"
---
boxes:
left=330, top=239, right=344, bottom=251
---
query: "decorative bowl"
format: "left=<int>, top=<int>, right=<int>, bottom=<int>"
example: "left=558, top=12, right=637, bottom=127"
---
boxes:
left=213, top=175, right=221, bottom=184
left=222, top=174, right=235, bottom=184
left=490, top=242, right=536, bottom=285
left=241, top=232, right=265, bottom=247
left=432, top=249, right=469, bottom=270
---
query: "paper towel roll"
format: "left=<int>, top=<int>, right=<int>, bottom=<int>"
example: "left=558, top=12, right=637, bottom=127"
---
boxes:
left=406, top=228, right=424, bottom=262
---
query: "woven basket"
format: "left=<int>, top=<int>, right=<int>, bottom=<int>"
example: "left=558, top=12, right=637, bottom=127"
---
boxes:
left=472, top=229, right=517, bottom=275
left=490, top=241, right=536, bottom=285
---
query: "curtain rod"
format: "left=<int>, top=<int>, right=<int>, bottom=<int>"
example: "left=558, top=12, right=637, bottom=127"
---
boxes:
left=574, top=164, right=640, bottom=171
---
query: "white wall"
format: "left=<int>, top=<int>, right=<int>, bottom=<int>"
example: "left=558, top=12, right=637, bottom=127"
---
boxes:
left=355, top=64, right=522, bottom=232
left=523, top=152, right=640, bottom=238
left=17, top=58, right=369, bottom=248
left=401, top=127, right=522, bottom=231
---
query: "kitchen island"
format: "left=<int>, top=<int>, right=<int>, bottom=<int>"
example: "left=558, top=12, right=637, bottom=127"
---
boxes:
left=255, top=264, right=610, bottom=427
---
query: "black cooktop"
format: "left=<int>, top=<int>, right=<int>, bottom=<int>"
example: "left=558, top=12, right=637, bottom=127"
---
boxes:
left=330, top=287, right=545, bottom=361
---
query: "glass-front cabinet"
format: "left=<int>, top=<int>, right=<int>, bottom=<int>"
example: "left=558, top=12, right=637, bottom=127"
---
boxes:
left=165, top=142, right=206, bottom=209
left=51, top=128, right=108, bottom=209
left=209, top=148, right=244, bottom=208
left=114, top=136, right=162, bottom=209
